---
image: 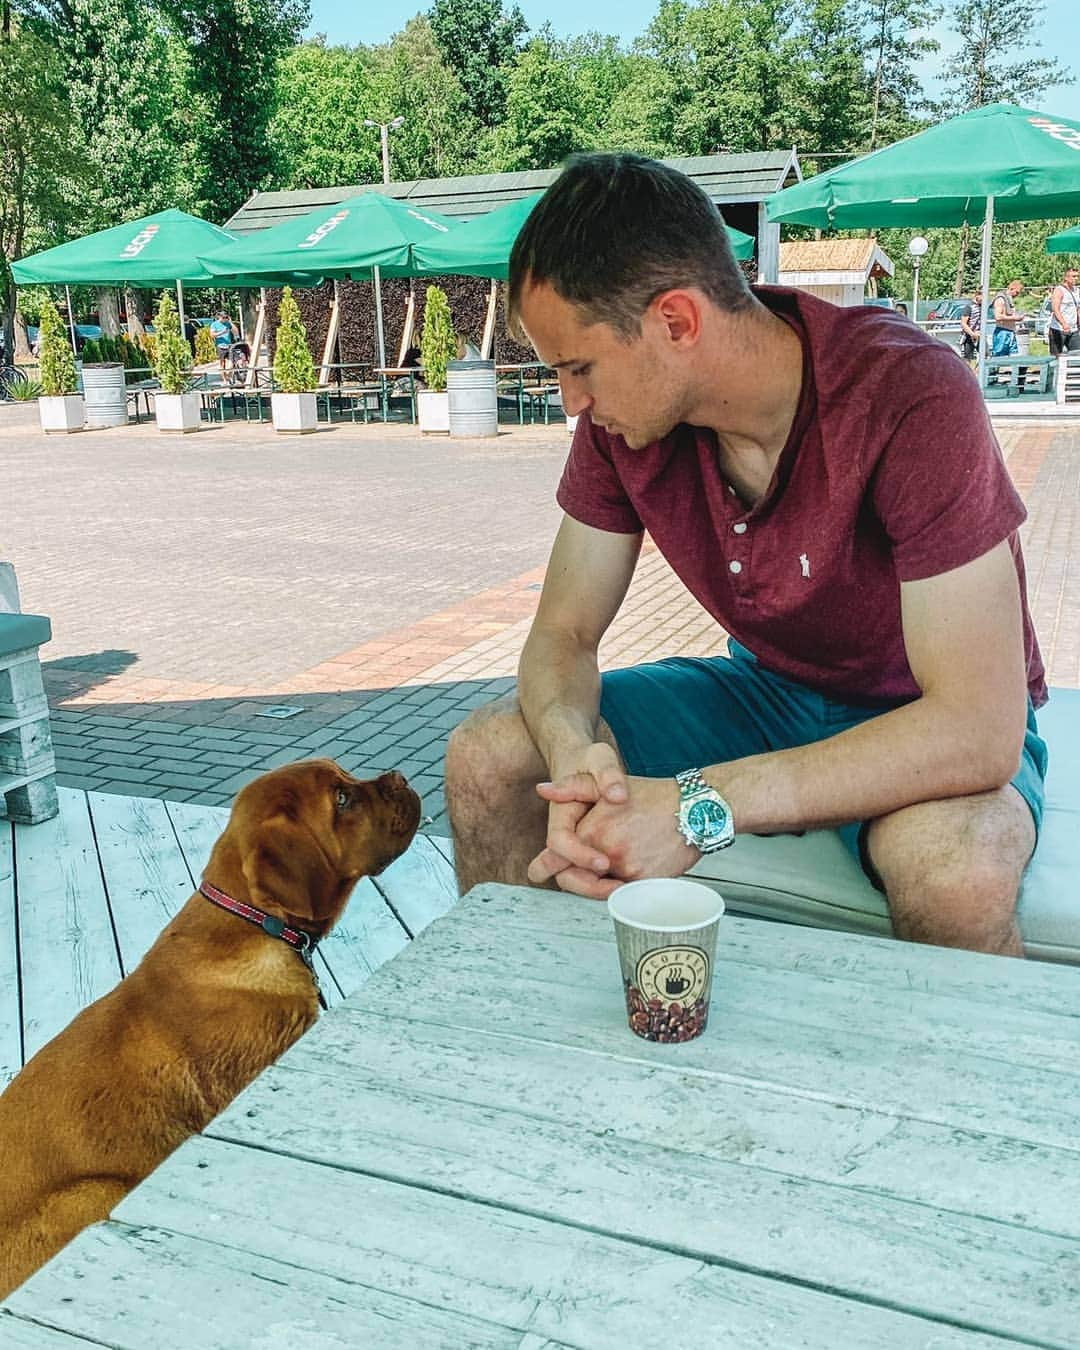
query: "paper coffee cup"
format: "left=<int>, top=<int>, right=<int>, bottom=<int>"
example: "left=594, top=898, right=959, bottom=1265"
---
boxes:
left=608, top=878, right=725, bottom=1042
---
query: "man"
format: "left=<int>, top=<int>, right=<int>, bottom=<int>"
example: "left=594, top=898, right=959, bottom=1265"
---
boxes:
left=960, top=289, right=982, bottom=362
left=209, top=310, right=237, bottom=378
left=444, top=153, right=1047, bottom=957
left=1048, top=266, right=1080, bottom=356
left=991, top=280, right=1024, bottom=357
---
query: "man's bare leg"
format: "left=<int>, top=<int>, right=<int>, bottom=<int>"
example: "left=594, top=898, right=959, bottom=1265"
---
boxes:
left=444, top=694, right=621, bottom=894
left=866, top=784, right=1035, bottom=956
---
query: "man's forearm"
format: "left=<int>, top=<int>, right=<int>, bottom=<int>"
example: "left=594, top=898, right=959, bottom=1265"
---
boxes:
left=518, top=627, right=603, bottom=774
left=708, top=696, right=1025, bottom=835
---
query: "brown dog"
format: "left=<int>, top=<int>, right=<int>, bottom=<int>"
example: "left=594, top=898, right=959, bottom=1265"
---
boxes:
left=0, top=759, right=420, bottom=1298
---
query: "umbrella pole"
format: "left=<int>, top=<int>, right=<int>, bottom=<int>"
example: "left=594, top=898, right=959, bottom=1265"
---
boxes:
left=977, top=196, right=994, bottom=389
left=176, top=279, right=187, bottom=337
left=64, top=285, right=78, bottom=352
left=373, top=265, right=387, bottom=370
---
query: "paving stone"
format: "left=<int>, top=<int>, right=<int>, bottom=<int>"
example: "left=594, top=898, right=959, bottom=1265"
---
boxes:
left=153, top=770, right=229, bottom=792
left=55, top=772, right=114, bottom=792
left=139, top=743, right=205, bottom=763
left=197, top=750, right=263, bottom=770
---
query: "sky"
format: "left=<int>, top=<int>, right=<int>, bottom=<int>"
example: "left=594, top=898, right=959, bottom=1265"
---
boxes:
left=305, top=0, right=1080, bottom=125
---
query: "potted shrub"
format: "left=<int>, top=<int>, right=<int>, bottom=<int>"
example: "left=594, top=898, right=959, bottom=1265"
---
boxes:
left=37, top=296, right=83, bottom=434
left=151, top=292, right=201, bottom=433
left=417, top=284, right=455, bottom=433
left=271, top=286, right=318, bottom=434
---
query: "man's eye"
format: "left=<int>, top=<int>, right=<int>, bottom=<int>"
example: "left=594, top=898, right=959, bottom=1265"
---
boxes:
left=570, top=364, right=591, bottom=378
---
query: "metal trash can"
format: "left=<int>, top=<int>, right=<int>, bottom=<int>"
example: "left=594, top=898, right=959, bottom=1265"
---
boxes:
left=81, top=363, right=127, bottom=428
left=447, top=359, right=497, bottom=438
left=1016, top=329, right=1031, bottom=356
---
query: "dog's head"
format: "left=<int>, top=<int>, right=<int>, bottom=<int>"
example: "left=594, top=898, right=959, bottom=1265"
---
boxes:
left=221, top=760, right=421, bottom=934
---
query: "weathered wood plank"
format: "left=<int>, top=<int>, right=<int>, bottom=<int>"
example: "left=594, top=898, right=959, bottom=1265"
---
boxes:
left=429, top=832, right=454, bottom=867
left=0, top=821, right=18, bottom=1084
left=315, top=876, right=410, bottom=999
left=343, top=887, right=1080, bottom=1149
left=0, top=1315, right=103, bottom=1347
left=114, top=1138, right=1032, bottom=1350
left=2, top=1220, right=560, bottom=1350
left=245, top=1009, right=1080, bottom=1240
left=372, top=832, right=458, bottom=935
left=164, top=798, right=228, bottom=886
left=15, top=787, right=119, bottom=1060
left=457, top=882, right=1080, bottom=1019
left=205, top=1026, right=1080, bottom=1343
left=88, top=791, right=195, bottom=974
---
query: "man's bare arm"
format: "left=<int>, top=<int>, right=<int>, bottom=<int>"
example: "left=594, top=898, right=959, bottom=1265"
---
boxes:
left=543, top=541, right=1030, bottom=896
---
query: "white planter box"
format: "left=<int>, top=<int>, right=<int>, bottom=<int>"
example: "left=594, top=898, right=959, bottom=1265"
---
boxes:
left=271, top=391, right=317, bottom=434
left=39, top=394, right=84, bottom=434
left=155, top=391, right=202, bottom=434
left=417, top=389, right=450, bottom=434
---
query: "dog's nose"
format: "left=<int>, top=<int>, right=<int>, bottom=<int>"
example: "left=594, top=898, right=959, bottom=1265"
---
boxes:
left=377, top=770, right=408, bottom=797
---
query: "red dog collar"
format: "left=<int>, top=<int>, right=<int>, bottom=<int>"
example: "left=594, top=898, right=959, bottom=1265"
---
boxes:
left=199, top=879, right=326, bottom=1007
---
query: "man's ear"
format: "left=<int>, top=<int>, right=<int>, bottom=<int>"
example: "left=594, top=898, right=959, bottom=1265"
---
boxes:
left=651, top=289, right=703, bottom=346
left=240, top=816, right=336, bottom=921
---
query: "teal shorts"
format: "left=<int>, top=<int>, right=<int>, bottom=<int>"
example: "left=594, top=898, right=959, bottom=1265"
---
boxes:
left=599, top=640, right=1048, bottom=888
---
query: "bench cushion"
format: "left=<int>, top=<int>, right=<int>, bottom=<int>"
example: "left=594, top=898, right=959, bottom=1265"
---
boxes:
left=0, top=612, right=51, bottom=656
left=690, top=686, right=1080, bottom=964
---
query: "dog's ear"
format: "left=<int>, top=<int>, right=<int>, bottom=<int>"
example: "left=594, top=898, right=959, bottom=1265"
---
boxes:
left=240, top=815, right=337, bottom=923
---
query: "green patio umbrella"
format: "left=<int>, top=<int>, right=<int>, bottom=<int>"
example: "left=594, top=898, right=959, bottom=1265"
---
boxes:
left=199, top=192, right=459, bottom=368
left=410, top=193, right=757, bottom=277
left=198, top=192, right=457, bottom=282
left=12, top=208, right=246, bottom=339
left=1047, top=223, right=1080, bottom=253
left=766, top=103, right=1080, bottom=380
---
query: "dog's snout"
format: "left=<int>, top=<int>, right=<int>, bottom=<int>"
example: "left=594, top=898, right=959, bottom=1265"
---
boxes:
left=377, top=770, right=408, bottom=798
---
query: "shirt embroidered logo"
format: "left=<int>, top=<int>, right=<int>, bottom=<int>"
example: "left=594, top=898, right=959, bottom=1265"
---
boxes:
left=799, top=553, right=811, bottom=577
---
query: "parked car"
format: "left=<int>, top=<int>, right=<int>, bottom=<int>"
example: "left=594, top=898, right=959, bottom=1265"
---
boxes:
left=1033, top=296, right=1053, bottom=340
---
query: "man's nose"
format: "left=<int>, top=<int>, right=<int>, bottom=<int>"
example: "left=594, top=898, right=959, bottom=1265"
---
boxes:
left=558, top=373, right=592, bottom=418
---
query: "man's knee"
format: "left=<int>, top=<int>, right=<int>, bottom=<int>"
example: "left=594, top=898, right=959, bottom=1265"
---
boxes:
left=445, top=694, right=540, bottom=805
left=867, top=788, right=1034, bottom=949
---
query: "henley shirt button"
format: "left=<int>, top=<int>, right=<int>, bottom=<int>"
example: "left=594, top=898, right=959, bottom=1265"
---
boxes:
left=733, top=522, right=747, bottom=534
left=729, top=560, right=743, bottom=574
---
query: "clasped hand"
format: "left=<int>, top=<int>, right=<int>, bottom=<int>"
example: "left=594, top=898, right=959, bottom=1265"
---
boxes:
left=526, top=742, right=698, bottom=899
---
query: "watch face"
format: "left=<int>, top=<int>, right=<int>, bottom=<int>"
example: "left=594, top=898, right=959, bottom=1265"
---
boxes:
left=687, top=797, right=729, bottom=840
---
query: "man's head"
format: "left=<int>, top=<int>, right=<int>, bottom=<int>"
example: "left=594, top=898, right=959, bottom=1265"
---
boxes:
left=1063, top=268, right=1078, bottom=287
left=1007, top=280, right=1024, bottom=298
left=507, top=153, right=754, bottom=447
left=216, top=310, right=228, bottom=321
left=974, top=289, right=983, bottom=302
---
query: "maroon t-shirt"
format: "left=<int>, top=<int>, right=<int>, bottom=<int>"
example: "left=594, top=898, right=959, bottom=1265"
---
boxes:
left=557, top=286, right=1046, bottom=707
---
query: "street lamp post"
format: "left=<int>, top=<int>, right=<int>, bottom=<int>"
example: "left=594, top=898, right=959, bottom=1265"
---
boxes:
left=363, top=116, right=405, bottom=186
left=362, top=116, right=405, bottom=372
left=908, top=235, right=929, bottom=325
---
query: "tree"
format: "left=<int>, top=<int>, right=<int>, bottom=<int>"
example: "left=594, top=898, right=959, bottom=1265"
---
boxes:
left=269, top=40, right=382, bottom=189
left=0, top=18, right=80, bottom=361
left=428, top=0, right=528, bottom=128
left=859, top=0, right=940, bottom=151
left=938, top=0, right=1071, bottom=114
left=368, top=18, right=486, bottom=180
left=791, top=0, right=872, bottom=159
left=159, top=0, right=309, bottom=220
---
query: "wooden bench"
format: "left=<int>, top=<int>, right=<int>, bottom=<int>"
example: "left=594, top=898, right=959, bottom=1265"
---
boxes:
left=985, top=354, right=1054, bottom=395
left=0, top=612, right=58, bottom=824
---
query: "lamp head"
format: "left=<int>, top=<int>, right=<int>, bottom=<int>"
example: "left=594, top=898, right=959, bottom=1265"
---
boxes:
left=907, top=235, right=929, bottom=260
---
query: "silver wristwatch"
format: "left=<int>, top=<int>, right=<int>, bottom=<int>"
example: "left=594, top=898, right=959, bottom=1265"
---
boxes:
left=675, top=768, right=735, bottom=853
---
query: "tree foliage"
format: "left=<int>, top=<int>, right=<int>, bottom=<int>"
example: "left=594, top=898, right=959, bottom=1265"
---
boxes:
left=273, top=285, right=316, bottom=392
left=38, top=295, right=77, bottom=395
left=939, top=0, right=1070, bottom=115
left=152, top=290, right=192, bottom=393
left=428, top=0, right=527, bottom=128
left=419, top=284, right=455, bottom=392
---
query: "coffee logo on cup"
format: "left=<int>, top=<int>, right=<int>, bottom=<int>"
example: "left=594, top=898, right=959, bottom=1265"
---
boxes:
left=635, top=945, right=709, bottom=1007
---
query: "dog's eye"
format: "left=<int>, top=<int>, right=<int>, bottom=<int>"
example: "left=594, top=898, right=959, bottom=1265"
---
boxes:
left=335, top=788, right=349, bottom=809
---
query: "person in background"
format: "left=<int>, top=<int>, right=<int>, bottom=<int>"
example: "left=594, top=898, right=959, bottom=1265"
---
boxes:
left=455, top=331, right=483, bottom=360
left=1048, top=266, right=1080, bottom=356
left=991, top=280, right=1024, bottom=357
left=209, top=311, right=237, bottom=378
left=960, top=289, right=982, bottom=363
left=183, top=316, right=200, bottom=359
left=894, top=302, right=909, bottom=318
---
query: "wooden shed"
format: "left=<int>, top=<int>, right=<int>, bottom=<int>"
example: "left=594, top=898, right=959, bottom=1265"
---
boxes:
left=778, top=238, right=894, bottom=307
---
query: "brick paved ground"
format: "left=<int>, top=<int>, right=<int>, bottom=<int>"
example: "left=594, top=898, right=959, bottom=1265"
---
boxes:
left=3, top=401, right=1077, bottom=836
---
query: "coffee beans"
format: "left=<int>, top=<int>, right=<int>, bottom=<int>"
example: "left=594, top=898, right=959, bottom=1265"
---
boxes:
left=625, top=980, right=709, bottom=1042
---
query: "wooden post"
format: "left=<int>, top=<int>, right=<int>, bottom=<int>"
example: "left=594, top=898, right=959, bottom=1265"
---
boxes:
left=245, top=291, right=267, bottom=389
left=319, top=280, right=341, bottom=386
left=481, top=279, right=498, bottom=359
left=397, top=287, right=416, bottom=365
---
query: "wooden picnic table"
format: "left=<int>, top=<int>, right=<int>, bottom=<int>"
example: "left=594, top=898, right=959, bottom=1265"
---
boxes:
left=3, top=881, right=1078, bottom=1347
